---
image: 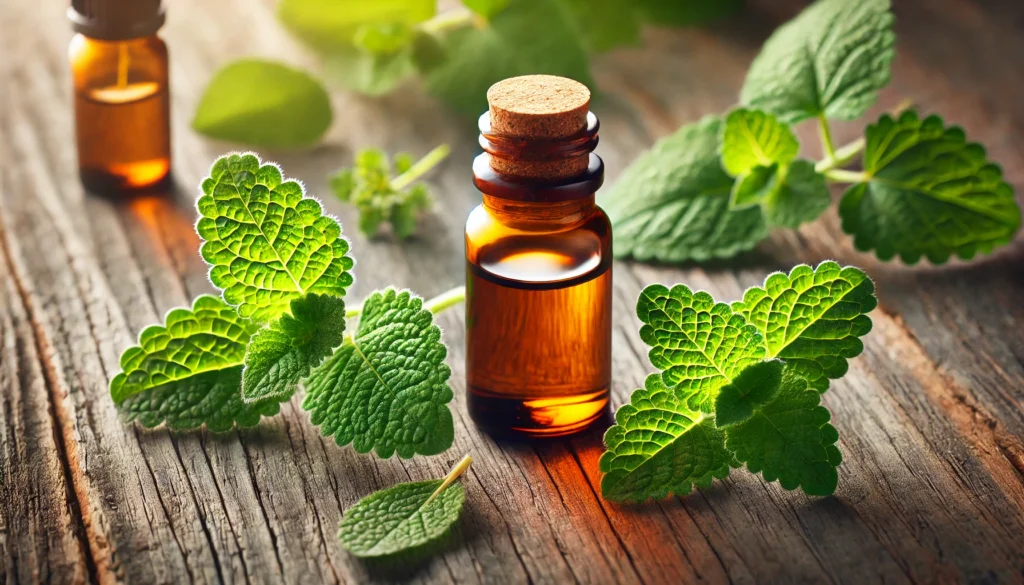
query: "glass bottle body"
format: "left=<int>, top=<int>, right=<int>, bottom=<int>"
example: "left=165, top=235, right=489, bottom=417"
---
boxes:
left=466, top=181, right=612, bottom=437
left=69, top=34, right=170, bottom=193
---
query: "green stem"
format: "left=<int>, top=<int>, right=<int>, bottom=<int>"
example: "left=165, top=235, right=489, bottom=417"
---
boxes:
left=824, top=168, right=869, bottom=183
left=423, top=286, right=466, bottom=314
left=390, top=144, right=450, bottom=191
left=817, top=113, right=837, bottom=160
left=419, top=8, right=475, bottom=35
left=814, top=99, right=914, bottom=173
left=424, top=454, right=473, bottom=505
left=346, top=285, right=466, bottom=319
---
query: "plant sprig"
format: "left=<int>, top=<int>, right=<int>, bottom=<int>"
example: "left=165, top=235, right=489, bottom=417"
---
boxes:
left=602, top=0, right=1021, bottom=265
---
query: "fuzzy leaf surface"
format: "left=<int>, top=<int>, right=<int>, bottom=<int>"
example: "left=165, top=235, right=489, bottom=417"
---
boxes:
left=637, top=283, right=767, bottom=412
left=338, top=475, right=465, bottom=558
left=839, top=111, right=1021, bottom=263
left=303, top=288, right=454, bottom=458
left=600, top=375, right=734, bottom=502
left=242, top=294, right=347, bottom=403
left=739, top=0, right=895, bottom=123
left=110, top=295, right=255, bottom=403
left=421, top=0, right=592, bottom=115
left=600, top=116, right=768, bottom=263
left=725, top=367, right=843, bottom=495
left=732, top=262, right=875, bottom=391
left=192, top=60, right=332, bottom=149
left=197, top=153, right=354, bottom=323
left=713, top=359, right=785, bottom=427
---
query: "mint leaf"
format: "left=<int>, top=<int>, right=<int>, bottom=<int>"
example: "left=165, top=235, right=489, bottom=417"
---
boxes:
left=600, top=375, right=734, bottom=502
left=720, top=108, right=798, bottom=176
left=421, top=0, right=593, bottom=115
left=732, top=262, right=876, bottom=391
left=463, top=0, right=510, bottom=20
left=724, top=367, right=842, bottom=495
left=329, top=146, right=446, bottom=239
left=739, top=0, right=895, bottom=124
left=714, top=359, right=784, bottom=427
left=110, top=295, right=256, bottom=403
left=839, top=111, right=1021, bottom=263
left=729, top=164, right=777, bottom=210
left=637, top=283, right=767, bottom=412
left=760, top=160, right=831, bottom=229
left=601, top=116, right=769, bottom=262
left=339, top=455, right=470, bottom=558
left=197, top=153, right=354, bottom=323
left=111, top=295, right=285, bottom=431
left=278, top=0, right=435, bottom=53
left=560, top=0, right=641, bottom=52
left=242, top=294, right=346, bottom=403
left=303, top=288, right=455, bottom=458
left=120, top=367, right=282, bottom=433
left=192, top=60, right=332, bottom=149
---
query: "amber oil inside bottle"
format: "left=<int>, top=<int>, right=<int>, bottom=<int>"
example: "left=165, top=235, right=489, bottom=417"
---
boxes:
left=466, top=103, right=612, bottom=438
left=70, top=34, right=170, bottom=193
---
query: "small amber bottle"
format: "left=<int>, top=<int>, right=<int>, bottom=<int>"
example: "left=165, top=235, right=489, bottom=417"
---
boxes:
left=466, top=75, right=612, bottom=438
left=69, top=0, right=171, bottom=193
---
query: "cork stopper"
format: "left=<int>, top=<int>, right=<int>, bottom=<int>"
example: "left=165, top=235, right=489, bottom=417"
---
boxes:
left=69, top=0, right=165, bottom=41
left=486, top=75, right=591, bottom=180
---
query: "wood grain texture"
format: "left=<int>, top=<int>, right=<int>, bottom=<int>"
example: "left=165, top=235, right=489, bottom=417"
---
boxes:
left=1, top=0, right=1022, bottom=583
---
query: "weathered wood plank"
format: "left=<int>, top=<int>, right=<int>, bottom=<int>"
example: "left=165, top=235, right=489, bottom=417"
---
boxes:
left=2, top=0, right=1023, bottom=583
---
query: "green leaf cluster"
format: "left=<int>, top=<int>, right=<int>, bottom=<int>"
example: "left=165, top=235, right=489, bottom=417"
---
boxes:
left=600, top=261, right=875, bottom=502
left=191, top=1, right=745, bottom=146
left=330, top=145, right=449, bottom=239
left=109, top=153, right=461, bottom=461
left=602, top=0, right=1020, bottom=265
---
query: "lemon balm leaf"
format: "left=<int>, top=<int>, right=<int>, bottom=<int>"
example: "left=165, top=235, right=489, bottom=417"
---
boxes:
left=278, top=0, right=435, bottom=53
left=601, top=116, right=768, bottom=263
left=303, top=288, right=455, bottom=459
left=720, top=108, right=799, bottom=176
left=600, top=375, right=734, bottom=502
left=110, top=295, right=286, bottom=431
left=739, top=0, right=895, bottom=124
left=839, top=111, right=1021, bottom=263
left=637, top=283, right=767, bottom=413
left=196, top=153, right=354, bottom=324
left=732, top=262, right=876, bottom=392
left=192, top=60, right=332, bottom=149
left=724, top=367, right=843, bottom=495
left=338, top=455, right=471, bottom=558
left=713, top=359, right=785, bottom=427
left=110, top=295, right=256, bottom=403
left=242, top=293, right=347, bottom=403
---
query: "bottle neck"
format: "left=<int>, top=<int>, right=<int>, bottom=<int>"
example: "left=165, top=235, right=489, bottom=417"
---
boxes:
left=482, top=194, right=596, bottom=230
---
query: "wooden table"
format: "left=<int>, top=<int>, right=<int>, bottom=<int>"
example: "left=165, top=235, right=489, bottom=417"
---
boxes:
left=3, top=0, right=1023, bottom=583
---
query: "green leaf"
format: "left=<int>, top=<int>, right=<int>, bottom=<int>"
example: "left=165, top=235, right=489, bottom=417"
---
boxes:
left=353, top=22, right=414, bottom=55
left=637, top=283, right=767, bottom=413
left=839, top=111, right=1021, bottom=263
left=242, top=294, right=347, bottom=403
left=559, top=0, right=641, bottom=52
left=421, top=0, right=593, bottom=115
left=600, top=375, right=734, bottom=502
left=720, top=108, right=798, bottom=176
left=760, top=160, right=832, bottom=229
left=192, top=60, right=332, bottom=149
left=725, top=366, right=843, bottom=495
left=714, top=359, right=784, bottom=427
left=463, top=0, right=510, bottom=20
left=278, top=0, right=435, bottom=53
left=120, top=366, right=283, bottom=433
left=303, top=288, right=455, bottom=458
left=326, top=48, right=416, bottom=96
left=600, top=116, right=769, bottom=263
left=110, top=295, right=256, bottom=403
left=636, top=0, right=744, bottom=27
left=196, top=153, right=354, bottom=323
left=731, top=261, right=876, bottom=391
left=339, top=455, right=471, bottom=558
left=739, top=0, right=895, bottom=124
left=328, top=146, right=445, bottom=239
left=729, top=164, right=777, bottom=209
left=111, top=296, right=285, bottom=431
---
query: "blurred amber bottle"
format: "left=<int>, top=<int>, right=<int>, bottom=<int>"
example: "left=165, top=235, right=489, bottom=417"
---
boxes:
left=69, top=0, right=170, bottom=194
left=466, top=75, right=612, bottom=438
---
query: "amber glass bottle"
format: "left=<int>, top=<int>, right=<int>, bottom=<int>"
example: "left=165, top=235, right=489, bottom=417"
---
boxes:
left=69, top=0, right=170, bottom=193
left=466, top=75, right=612, bottom=438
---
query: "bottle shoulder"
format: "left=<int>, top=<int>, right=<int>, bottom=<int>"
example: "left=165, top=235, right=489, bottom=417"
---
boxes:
left=466, top=203, right=610, bottom=241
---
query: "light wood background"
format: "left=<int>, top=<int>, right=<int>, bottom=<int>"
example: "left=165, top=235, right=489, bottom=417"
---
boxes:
left=3, top=0, right=1023, bottom=583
